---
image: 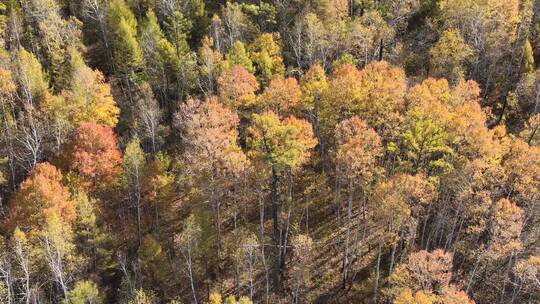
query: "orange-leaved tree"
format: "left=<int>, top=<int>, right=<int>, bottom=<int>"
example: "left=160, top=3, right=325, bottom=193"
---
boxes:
left=335, top=116, right=383, bottom=284
left=63, top=123, right=122, bottom=191
left=218, top=65, right=260, bottom=112
left=258, top=76, right=302, bottom=116
left=175, top=97, right=247, bottom=260
left=4, top=162, right=76, bottom=232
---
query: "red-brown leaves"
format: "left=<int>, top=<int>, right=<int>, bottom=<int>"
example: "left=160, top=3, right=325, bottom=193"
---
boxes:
left=175, top=97, right=246, bottom=176
left=218, top=65, right=259, bottom=109
left=5, top=162, right=75, bottom=232
left=488, top=198, right=523, bottom=256
left=63, top=123, right=122, bottom=188
left=335, top=116, right=382, bottom=181
left=258, top=76, right=302, bottom=115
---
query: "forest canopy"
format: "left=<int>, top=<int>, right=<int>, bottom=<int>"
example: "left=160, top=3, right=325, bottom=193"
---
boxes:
left=0, top=0, right=539, bottom=303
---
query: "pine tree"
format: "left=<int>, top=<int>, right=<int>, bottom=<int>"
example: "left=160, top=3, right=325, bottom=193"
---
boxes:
left=248, top=33, right=285, bottom=86
left=108, top=0, right=143, bottom=72
left=225, top=41, right=254, bottom=73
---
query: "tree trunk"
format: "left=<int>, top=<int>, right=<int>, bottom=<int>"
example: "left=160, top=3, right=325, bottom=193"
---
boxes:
left=282, top=206, right=292, bottom=269
left=15, top=241, right=31, bottom=304
left=466, top=253, right=483, bottom=293
left=528, top=122, right=540, bottom=144
left=233, top=209, right=240, bottom=297
left=342, top=178, right=353, bottom=286
left=270, top=165, right=281, bottom=291
left=373, top=241, right=383, bottom=303
left=389, top=234, right=398, bottom=275
left=259, top=193, right=270, bottom=304
left=210, top=172, right=222, bottom=261
left=282, top=173, right=293, bottom=267
left=334, top=177, right=341, bottom=226
left=135, top=168, right=142, bottom=247
left=0, top=263, right=13, bottom=304
left=247, top=249, right=254, bottom=301
left=187, top=243, right=198, bottom=304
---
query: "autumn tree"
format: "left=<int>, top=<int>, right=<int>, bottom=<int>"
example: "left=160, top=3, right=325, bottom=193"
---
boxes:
left=335, top=116, right=382, bottom=284
left=437, top=0, right=523, bottom=113
left=10, top=49, right=48, bottom=172
left=234, top=232, right=258, bottom=300
left=133, top=82, right=164, bottom=154
left=127, top=289, right=157, bottom=304
left=225, top=41, right=254, bottom=73
left=138, top=234, right=169, bottom=290
left=1, top=165, right=81, bottom=302
left=386, top=249, right=474, bottom=304
left=513, top=255, right=540, bottom=301
left=218, top=2, right=258, bottom=50
left=218, top=65, right=260, bottom=111
left=39, top=213, right=79, bottom=300
left=348, top=10, right=394, bottom=66
left=175, top=97, right=247, bottom=267
left=19, top=0, right=83, bottom=88
left=289, top=234, right=314, bottom=304
left=4, top=162, right=75, bottom=232
left=371, top=173, right=436, bottom=292
left=174, top=214, right=202, bottom=304
left=72, top=192, right=117, bottom=282
left=509, top=70, right=540, bottom=130
left=141, top=9, right=197, bottom=106
left=487, top=198, right=523, bottom=257
left=247, top=111, right=316, bottom=290
left=521, top=38, right=535, bottom=75
left=59, top=51, right=120, bottom=128
left=140, top=9, right=174, bottom=99
left=429, top=29, right=473, bottom=84
left=63, top=123, right=121, bottom=191
left=288, top=12, right=343, bottom=70
left=122, top=137, right=145, bottom=244
left=502, top=140, right=540, bottom=228
left=63, top=280, right=102, bottom=304
left=0, top=67, right=18, bottom=187
left=520, top=113, right=540, bottom=145
left=248, top=33, right=285, bottom=86
left=390, top=78, right=455, bottom=175
left=351, top=61, right=406, bottom=130
left=257, top=76, right=302, bottom=116
left=299, top=64, right=329, bottom=164
left=13, top=48, right=48, bottom=106
left=198, top=36, right=223, bottom=96
left=321, top=62, right=406, bottom=140
left=140, top=152, right=175, bottom=236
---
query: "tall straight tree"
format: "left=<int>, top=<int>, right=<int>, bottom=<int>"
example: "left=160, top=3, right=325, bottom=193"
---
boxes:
left=175, top=97, right=247, bottom=267
left=334, top=116, right=382, bottom=284
left=247, top=111, right=316, bottom=291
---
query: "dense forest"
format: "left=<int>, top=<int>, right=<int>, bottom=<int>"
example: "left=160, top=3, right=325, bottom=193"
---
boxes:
left=1, top=0, right=540, bottom=303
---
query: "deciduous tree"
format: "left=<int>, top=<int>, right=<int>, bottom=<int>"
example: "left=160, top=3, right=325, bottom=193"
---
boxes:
left=63, top=123, right=121, bottom=190
left=4, top=162, right=75, bottom=232
left=335, top=116, right=382, bottom=284
left=218, top=65, right=259, bottom=111
left=257, top=76, right=302, bottom=115
left=247, top=111, right=316, bottom=290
